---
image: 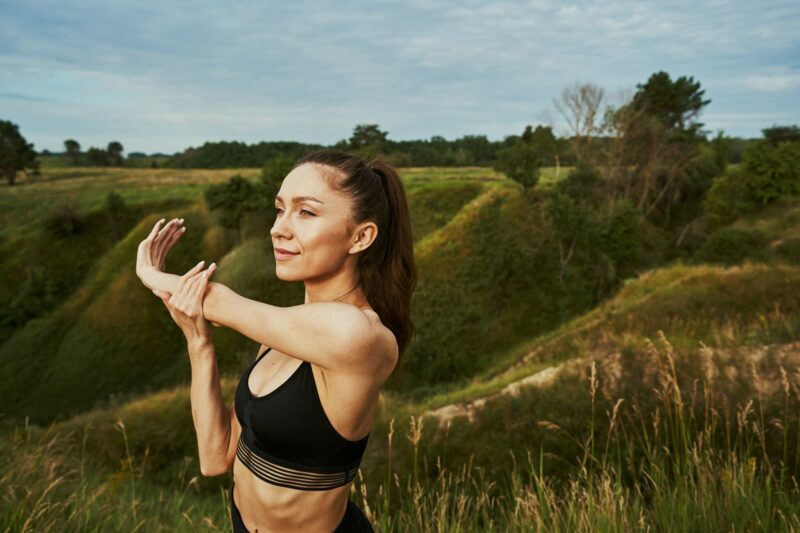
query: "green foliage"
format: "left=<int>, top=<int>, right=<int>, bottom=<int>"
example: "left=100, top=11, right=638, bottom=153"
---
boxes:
left=763, top=124, right=800, bottom=144
left=167, top=140, right=317, bottom=168
left=777, top=238, right=800, bottom=266
left=203, top=175, right=262, bottom=244
left=63, top=139, right=81, bottom=164
left=709, top=130, right=733, bottom=173
left=259, top=154, right=295, bottom=216
left=44, top=199, right=85, bottom=237
left=743, top=139, right=800, bottom=204
left=0, top=119, right=39, bottom=186
left=104, top=191, right=128, bottom=240
left=547, top=166, right=644, bottom=299
left=85, top=146, right=109, bottom=166
left=630, top=70, right=711, bottom=134
left=107, top=141, right=124, bottom=166
left=492, top=126, right=543, bottom=189
left=349, top=124, right=389, bottom=160
left=0, top=265, right=58, bottom=329
left=703, top=168, right=760, bottom=227
left=695, top=227, right=768, bottom=265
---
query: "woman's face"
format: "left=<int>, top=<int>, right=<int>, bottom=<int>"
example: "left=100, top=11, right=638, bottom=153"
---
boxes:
left=270, top=163, right=364, bottom=282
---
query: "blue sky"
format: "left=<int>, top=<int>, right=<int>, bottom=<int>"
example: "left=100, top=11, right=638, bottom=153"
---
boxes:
left=1, top=0, right=799, bottom=154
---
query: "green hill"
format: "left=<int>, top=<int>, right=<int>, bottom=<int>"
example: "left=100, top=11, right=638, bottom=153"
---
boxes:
left=3, top=165, right=800, bottom=530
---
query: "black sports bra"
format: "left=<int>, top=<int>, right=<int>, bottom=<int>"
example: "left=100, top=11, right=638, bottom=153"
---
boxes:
left=234, top=348, right=370, bottom=491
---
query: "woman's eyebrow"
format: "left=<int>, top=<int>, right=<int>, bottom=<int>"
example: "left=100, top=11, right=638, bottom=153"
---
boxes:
left=275, top=195, right=325, bottom=205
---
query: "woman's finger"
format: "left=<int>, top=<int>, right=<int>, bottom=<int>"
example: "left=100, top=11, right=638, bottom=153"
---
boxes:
left=148, top=218, right=166, bottom=240
left=176, top=260, right=205, bottom=294
left=190, top=263, right=216, bottom=300
left=156, top=219, right=185, bottom=258
left=164, top=223, right=186, bottom=252
left=154, top=219, right=179, bottom=252
left=185, top=260, right=206, bottom=276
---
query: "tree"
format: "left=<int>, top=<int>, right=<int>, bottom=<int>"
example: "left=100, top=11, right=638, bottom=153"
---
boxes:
left=528, top=125, right=560, bottom=171
left=204, top=175, right=260, bottom=244
left=85, top=147, right=108, bottom=166
left=629, top=71, right=710, bottom=136
left=762, top=125, right=800, bottom=144
left=260, top=154, right=295, bottom=215
left=493, top=125, right=541, bottom=190
left=604, top=72, right=713, bottom=225
left=0, top=120, right=39, bottom=186
left=350, top=124, right=388, bottom=149
left=349, top=124, right=388, bottom=159
left=64, top=139, right=81, bottom=164
left=553, top=82, right=605, bottom=164
left=107, top=141, right=124, bottom=166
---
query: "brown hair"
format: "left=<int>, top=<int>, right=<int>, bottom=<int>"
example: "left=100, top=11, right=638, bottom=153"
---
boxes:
left=292, top=149, right=417, bottom=363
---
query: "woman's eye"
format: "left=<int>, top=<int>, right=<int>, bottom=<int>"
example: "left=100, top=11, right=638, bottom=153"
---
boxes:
left=274, top=207, right=314, bottom=217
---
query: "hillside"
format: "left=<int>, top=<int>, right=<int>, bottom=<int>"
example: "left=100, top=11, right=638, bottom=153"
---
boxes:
left=3, top=258, right=798, bottom=530
left=2, top=165, right=800, bottom=530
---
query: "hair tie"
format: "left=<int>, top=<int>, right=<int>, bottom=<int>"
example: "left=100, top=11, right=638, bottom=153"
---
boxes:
left=368, top=163, right=386, bottom=186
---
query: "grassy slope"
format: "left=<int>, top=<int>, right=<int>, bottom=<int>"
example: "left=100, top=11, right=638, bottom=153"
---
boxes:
left=2, top=166, right=800, bottom=530
left=0, top=166, right=494, bottom=423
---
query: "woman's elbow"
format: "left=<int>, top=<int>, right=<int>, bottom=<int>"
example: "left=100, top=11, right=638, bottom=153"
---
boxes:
left=199, top=456, right=233, bottom=477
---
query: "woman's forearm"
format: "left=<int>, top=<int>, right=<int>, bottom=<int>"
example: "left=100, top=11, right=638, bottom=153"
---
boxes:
left=187, top=340, right=232, bottom=476
left=138, top=266, right=180, bottom=293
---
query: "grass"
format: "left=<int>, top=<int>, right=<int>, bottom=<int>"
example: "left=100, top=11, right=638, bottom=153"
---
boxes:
left=4, top=331, right=800, bottom=532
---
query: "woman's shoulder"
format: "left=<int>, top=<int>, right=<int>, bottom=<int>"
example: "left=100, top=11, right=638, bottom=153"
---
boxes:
left=362, top=308, right=399, bottom=375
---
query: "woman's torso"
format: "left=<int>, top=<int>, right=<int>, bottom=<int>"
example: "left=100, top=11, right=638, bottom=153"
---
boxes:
left=232, top=308, right=393, bottom=531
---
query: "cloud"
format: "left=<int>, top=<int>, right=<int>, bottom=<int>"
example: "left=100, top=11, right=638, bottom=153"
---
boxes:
left=744, top=73, right=800, bottom=92
left=1, top=0, right=798, bottom=152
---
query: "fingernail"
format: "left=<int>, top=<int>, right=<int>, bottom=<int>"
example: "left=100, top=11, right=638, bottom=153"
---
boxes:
left=210, top=262, right=216, bottom=268
left=197, top=260, right=205, bottom=266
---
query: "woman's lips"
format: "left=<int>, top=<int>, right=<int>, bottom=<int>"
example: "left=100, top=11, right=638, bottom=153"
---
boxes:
left=274, top=248, right=299, bottom=260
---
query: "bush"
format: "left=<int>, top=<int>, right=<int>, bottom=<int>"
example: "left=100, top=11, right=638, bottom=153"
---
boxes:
left=703, top=168, right=760, bottom=228
left=743, top=140, right=800, bottom=205
left=694, top=227, right=767, bottom=265
left=44, top=200, right=84, bottom=237
left=204, top=175, right=264, bottom=244
left=259, top=154, right=294, bottom=215
left=777, top=238, right=800, bottom=265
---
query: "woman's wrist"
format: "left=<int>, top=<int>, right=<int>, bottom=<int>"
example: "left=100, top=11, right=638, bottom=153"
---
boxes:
left=188, top=338, right=215, bottom=362
left=139, top=266, right=179, bottom=293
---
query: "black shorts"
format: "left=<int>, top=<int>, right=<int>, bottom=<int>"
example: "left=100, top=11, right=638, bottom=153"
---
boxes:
left=230, top=483, right=374, bottom=532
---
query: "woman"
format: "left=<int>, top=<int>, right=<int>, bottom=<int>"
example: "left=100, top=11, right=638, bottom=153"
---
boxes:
left=135, top=149, right=416, bottom=532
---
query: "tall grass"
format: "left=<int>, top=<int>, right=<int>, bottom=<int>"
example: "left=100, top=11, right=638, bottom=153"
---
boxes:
left=354, top=331, right=800, bottom=531
left=3, top=331, right=800, bottom=531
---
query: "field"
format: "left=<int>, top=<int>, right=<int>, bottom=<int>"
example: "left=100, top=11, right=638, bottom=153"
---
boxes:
left=1, top=165, right=799, bottom=531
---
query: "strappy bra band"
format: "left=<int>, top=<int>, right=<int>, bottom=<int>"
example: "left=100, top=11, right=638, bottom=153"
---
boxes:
left=237, top=436, right=360, bottom=491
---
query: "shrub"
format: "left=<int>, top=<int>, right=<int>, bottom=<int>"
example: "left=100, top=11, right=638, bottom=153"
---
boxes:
left=695, top=227, right=767, bottom=265
left=703, top=168, right=759, bottom=227
left=44, top=200, right=84, bottom=237
left=776, top=238, right=800, bottom=265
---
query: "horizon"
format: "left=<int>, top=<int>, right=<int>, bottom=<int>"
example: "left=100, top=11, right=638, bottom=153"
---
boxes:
left=2, top=0, right=799, bottom=154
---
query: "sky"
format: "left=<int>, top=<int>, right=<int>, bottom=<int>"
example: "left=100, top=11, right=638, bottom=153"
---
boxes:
left=1, top=0, right=799, bottom=155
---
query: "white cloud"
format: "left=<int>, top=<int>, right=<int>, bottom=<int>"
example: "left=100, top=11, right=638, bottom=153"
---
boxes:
left=744, top=73, right=800, bottom=92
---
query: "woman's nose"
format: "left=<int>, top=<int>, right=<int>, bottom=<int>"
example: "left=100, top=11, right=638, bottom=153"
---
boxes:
left=270, top=214, right=291, bottom=239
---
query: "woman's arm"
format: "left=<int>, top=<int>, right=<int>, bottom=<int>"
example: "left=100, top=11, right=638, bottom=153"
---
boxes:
left=202, top=283, right=390, bottom=375
left=149, top=260, right=237, bottom=475
left=187, top=339, right=241, bottom=476
left=136, top=218, right=391, bottom=375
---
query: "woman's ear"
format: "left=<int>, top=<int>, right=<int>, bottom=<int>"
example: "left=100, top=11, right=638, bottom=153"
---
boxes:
left=350, top=221, right=378, bottom=253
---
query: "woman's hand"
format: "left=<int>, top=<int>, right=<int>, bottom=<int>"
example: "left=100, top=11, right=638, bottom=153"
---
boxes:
left=136, top=217, right=186, bottom=285
left=153, top=260, right=218, bottom=348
